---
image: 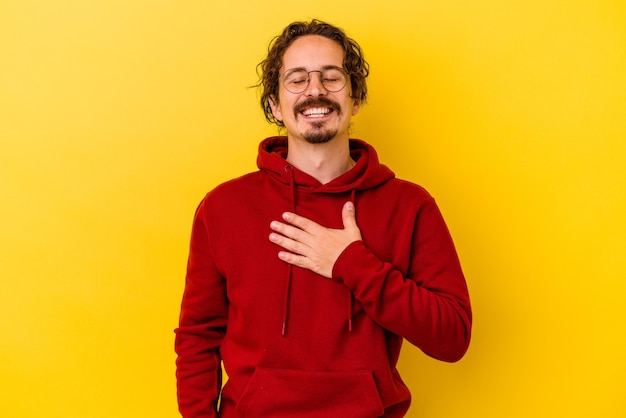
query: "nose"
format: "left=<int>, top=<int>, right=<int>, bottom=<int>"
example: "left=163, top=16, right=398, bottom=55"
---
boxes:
left=303, top=71, right=326, bottom=96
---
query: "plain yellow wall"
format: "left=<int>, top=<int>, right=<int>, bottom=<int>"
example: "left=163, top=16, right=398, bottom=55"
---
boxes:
left=1, top=1, right=625, bottom=417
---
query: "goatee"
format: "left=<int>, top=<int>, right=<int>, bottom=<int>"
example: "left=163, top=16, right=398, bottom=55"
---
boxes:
left=303, top=124, right=338, bottom=144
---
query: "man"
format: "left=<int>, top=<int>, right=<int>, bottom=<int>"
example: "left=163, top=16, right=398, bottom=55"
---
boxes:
left=175, top=19, right=472, bottom=418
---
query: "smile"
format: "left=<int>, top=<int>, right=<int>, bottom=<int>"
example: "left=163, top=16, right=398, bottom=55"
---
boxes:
left=300, top=107, right=332, bottom=118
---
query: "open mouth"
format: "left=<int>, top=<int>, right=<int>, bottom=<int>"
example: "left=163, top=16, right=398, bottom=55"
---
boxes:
left=294, top=98, right=340, bottom=120
left=300, top=107, right=333, bottom=118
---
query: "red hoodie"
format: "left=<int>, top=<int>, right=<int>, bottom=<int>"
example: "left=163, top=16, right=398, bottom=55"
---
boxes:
left=175, top=137, right=472, bottom=418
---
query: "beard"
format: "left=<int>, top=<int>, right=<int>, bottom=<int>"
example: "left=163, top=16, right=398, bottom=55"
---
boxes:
left=294, top=97, right=342, bottom=144
left=303, top=123, right=338, bottom=144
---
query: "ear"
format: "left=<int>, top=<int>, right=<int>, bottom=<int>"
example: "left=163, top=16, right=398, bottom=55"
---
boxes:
left=351, top=98, right=362, bottom=116
left=269, top=95, right=283, bottom=122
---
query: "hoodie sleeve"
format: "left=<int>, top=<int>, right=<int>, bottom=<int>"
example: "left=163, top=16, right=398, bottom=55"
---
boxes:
left=174, top=198, right=227, bottom=418
left=332, top=197, right=472, bottom=362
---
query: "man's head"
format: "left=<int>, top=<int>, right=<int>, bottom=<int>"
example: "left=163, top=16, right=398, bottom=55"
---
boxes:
left=257, top=20, right=369, bottom=136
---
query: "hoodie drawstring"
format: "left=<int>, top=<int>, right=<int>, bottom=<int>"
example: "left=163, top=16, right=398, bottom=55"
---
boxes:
left=281, top=165, right=296, bottom=336
left=347, top=189, right=357, bottom=332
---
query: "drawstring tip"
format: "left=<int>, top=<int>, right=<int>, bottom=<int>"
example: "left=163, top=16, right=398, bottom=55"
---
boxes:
left=281, top=322, right=287, bottom=336
left=348, top=318, right=353, bottom=332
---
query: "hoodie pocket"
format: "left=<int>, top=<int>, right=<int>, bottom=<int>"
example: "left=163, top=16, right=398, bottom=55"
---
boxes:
left=236, top=367, right=384, bottom=418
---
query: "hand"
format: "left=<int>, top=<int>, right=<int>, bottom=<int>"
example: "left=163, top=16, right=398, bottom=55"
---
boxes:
left=269, top=201, right=362, bottom=278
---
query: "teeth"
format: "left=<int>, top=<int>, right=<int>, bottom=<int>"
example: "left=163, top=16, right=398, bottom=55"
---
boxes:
left=302, top=107, right=331, bottom=117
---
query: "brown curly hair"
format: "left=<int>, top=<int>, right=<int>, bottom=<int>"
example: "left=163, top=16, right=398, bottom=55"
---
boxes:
left=256, top=19, right=370, bottom=127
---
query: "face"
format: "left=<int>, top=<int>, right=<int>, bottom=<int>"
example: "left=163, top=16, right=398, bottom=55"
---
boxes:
left=269, top=35, right=361, bottom=144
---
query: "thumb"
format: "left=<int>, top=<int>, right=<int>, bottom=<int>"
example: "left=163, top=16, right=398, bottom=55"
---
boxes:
left=342, top=201, right=357, bottom=230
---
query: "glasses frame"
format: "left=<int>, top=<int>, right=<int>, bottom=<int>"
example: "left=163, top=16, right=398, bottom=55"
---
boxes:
left=278, top=66, right=349, bottom=94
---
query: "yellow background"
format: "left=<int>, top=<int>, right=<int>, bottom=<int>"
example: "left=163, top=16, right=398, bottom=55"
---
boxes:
left=1, top=1, right=625, bottom=417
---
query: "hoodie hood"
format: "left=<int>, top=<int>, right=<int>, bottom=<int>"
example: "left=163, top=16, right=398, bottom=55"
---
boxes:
left=257, top=136, right=395, bottom=193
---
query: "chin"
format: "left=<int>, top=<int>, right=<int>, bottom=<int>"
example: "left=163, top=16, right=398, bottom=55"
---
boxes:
left=304, top=134, right=334, bottom=144
left=303, top=125, right=338, bottom=144
left=304, top=132, right=337, bottom=144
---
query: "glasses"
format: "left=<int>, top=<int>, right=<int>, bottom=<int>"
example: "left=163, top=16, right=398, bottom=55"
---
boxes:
left=279, top=66, right=349, bottom=94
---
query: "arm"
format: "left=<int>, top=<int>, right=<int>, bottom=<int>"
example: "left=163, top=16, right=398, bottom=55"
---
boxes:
left=334, top=199, right=471, bottom=361
left=269, top=199, right=471, bottom=362
left=175, top=199, right=228, bottom=417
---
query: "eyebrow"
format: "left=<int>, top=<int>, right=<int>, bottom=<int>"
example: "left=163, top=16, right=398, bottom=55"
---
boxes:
left=283, top=65, right=344, bottom=73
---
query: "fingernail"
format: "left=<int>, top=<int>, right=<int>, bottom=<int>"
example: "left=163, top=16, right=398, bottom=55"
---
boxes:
left=345, top=201, right=355, bottom=211
left=282, top=212, right=291, bottom=221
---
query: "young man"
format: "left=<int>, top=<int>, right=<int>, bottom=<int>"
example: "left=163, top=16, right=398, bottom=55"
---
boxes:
left=175, top=20, right=472, bottom=418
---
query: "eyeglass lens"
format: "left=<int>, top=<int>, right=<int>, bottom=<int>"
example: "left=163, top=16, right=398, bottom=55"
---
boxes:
left=282, top=68, right=347, bottom=94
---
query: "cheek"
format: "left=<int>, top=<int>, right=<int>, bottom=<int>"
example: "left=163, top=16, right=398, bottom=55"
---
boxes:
left=276, top=94, right=297, bottom=122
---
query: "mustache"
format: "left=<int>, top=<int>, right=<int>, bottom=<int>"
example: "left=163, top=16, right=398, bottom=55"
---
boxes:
left=293, top=97, right=341, bottom=114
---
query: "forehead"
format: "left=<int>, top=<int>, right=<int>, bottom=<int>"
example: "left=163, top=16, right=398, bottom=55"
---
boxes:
left=282, top=35, right=345, bottom=70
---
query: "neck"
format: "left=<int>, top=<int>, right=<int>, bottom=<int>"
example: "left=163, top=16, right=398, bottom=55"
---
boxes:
left=286, top=137, right=355, bottom=185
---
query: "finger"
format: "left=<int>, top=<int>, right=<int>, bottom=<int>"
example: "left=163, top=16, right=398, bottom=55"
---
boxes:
left=269, top=232, right=306, bottom=255
left=270, top=221, right=312, bottom=246
left=342, top=201, right=357, bottom=229
left=278, top=251, right=310, bottom=269
left=281, top=212, right=319, bottom=232
left=270, top=220, right=300, bottom=238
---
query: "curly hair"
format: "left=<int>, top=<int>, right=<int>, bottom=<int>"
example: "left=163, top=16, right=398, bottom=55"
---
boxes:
left=256, top=19, right=370, bottom=127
